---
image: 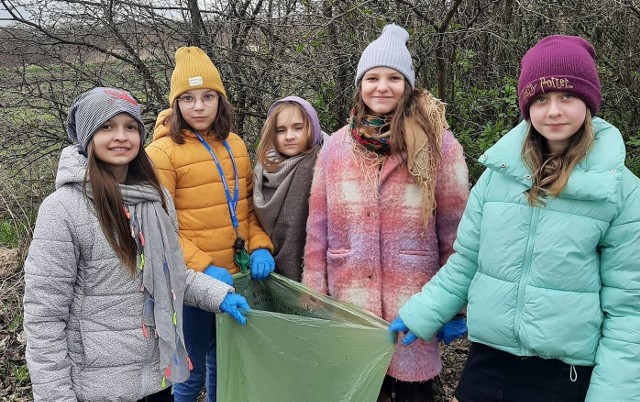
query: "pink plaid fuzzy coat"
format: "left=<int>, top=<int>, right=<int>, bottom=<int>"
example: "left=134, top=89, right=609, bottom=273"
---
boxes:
left=303, top=127, right=469, bottom=382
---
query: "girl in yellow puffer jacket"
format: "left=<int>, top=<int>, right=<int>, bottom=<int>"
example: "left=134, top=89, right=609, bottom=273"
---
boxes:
left=147, top=46, right=274, bottom=402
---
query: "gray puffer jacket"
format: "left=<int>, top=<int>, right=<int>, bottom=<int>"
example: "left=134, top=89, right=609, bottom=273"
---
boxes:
left=23, top=146, right=233, bottom=401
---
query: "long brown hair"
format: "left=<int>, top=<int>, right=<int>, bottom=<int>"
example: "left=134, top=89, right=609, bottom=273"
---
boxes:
left=522, top=109, right=594, bottom=206
left=163, top=93, right=235, bottom=143
left=85, top=135, right=167, bottom=274
left=352, top=82, right=446, bottom=218
left=256, top=102, right=315, bottom=172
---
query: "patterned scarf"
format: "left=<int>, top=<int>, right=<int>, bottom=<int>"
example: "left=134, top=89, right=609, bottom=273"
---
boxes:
left=350, top=109, right=393, bottom=155
left=122, top=185, right=190, bottom=387
left=83, top=183, right=190, bottom=387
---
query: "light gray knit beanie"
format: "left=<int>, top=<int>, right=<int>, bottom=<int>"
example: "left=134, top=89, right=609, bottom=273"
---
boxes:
left=66, top=87, right=145, bottom=155
left=355, top=24, right=415, bottom=88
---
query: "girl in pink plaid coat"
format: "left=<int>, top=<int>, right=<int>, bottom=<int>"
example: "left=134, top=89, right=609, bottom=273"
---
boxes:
left=303, top=24, right=470, bottom=402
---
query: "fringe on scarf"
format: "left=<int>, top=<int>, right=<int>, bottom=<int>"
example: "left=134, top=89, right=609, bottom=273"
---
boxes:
left=347, top=90, right=449, bottom=224
left=404, top=90, right=448, bottom=222
left=344, top=132, right=389, bottom=200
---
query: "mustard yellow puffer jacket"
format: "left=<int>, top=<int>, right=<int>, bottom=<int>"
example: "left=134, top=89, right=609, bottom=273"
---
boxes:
left=147, top=110, right=273, bottom=273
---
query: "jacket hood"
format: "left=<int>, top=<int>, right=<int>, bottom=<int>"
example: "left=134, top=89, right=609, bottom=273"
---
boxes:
left=55, top=144, right=89, bottom=189
left=479, top=117, right=625, bottom=202
left=152, top=108, right=173, bottom=141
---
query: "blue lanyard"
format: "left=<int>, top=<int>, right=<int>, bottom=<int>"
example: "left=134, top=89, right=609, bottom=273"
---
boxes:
left=193, top=131, right=239, bottom=230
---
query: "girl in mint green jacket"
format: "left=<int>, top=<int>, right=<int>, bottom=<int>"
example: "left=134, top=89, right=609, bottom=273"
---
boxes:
left=390, top=35, right=640, bottom=402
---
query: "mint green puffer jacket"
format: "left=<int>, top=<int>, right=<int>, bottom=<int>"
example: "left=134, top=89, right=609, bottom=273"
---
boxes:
left=399, top=118, right=640, bottom=401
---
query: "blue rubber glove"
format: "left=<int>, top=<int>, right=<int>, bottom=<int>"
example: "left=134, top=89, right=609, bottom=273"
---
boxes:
left=250, top=248, right=275, bottom=280
left=436, top=316, right=467, bottom=344
left=219, top=293, right=251, bottom=325
left=203, top=265, right=233, bottom=286
left=389, top=316, right=419, bottom=346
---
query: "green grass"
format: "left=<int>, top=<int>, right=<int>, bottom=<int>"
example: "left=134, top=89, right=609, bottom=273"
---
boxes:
left=8, top=315, right=23, bottom=332
left=0, top=220, right=19, bottom=248
left=12, top=364, right=30, bottom=386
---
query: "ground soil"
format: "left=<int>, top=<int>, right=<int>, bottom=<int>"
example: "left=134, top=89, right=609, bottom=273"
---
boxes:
left=435, top=339, right=469, bottom=401
left=0, top=247, right=468, bottom=401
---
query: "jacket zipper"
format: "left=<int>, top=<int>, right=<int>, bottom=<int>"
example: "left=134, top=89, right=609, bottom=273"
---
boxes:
left=514, top=206, right=540, bottom=349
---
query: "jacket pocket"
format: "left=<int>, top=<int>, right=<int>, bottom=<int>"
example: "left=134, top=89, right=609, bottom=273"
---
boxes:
left=327, top=248, right=351, bottom=255
left=325, top=248, right=356, bottom=300
left=326, top=248, right=354, bottom=277
left=398, top=249, right=432, bottom=256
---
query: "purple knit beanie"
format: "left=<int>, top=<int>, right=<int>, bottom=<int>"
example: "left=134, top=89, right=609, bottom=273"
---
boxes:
left=267, top=96, right=322, bottom=146
left=518, top=35, right=601, bottom=120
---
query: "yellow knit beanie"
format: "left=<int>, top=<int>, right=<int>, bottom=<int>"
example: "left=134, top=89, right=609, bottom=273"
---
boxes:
left=169, top=46, right=227, bottom=105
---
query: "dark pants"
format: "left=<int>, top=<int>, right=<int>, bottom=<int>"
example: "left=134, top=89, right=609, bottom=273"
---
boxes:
left=137, top=387, right=173, bottom=402
left=455, top=343, right=593, bottom=402
left=377, top=375, right=435, bottom=402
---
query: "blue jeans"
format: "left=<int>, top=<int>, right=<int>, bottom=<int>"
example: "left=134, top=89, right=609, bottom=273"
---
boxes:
left=173, top=305, right=216, bottom=402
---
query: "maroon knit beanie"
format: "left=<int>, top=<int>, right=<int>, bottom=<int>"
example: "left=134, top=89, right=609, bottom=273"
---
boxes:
left=517, top=35, right=601, bottom=120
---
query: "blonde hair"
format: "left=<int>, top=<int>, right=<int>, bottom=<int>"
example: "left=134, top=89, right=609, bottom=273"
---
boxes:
left=256, top=102, right=315, bottom=172
left=522, top=109, right=594, bottom=206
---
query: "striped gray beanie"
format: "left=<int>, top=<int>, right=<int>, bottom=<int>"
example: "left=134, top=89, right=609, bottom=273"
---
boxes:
left=355, top=24, right=415, bottom=88
left=66, top=87, right=145, bottom=154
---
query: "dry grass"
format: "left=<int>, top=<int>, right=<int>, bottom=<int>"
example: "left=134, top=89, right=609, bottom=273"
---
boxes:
left=0, top=247, right=31, bottom=401
left=435, top=338, right=469, bottom=401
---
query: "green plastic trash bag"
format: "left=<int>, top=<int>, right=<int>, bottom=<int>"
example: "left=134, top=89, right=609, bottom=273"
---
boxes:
left=216, top=272, right=395, bottom=402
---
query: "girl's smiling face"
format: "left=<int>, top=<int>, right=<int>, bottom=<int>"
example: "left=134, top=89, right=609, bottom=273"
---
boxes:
left=91, top=112, right=141, bottom=183
left=360, top=67, right=406, bottom=115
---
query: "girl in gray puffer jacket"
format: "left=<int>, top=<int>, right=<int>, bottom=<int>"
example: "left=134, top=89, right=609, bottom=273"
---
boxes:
left=23, top=87, right=250, bottom=402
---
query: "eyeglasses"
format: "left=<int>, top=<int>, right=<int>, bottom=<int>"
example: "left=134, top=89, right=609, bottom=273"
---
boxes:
left=177, top=93, right=219, bottom=109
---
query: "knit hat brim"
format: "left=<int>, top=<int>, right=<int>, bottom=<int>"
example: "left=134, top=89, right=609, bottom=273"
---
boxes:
left=519, top=74, right=601, bottom=120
